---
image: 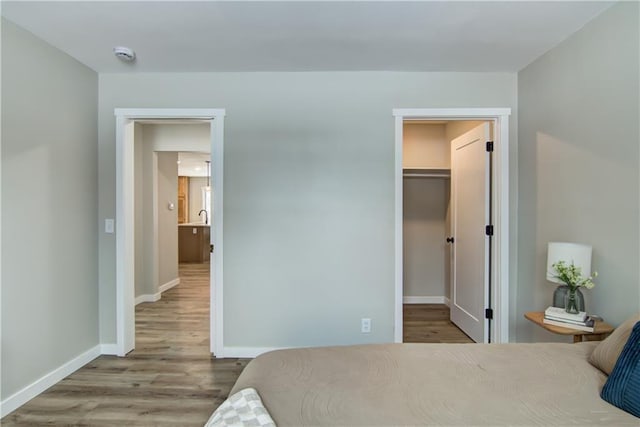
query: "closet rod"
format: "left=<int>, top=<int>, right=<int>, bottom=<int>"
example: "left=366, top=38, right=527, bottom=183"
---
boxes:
left=403, top=173, right=450, bottom=178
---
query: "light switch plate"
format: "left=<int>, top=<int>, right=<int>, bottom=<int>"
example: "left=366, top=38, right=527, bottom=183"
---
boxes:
left=105, top=218, right=115, bottom=233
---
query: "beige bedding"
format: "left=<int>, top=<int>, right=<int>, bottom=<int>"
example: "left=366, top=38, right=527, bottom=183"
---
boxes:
left=231, top=342, right=638, bottom=426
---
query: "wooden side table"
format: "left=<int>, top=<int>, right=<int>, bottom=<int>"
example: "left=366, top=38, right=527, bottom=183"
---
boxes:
left=524, top=312, right=614, bottom=343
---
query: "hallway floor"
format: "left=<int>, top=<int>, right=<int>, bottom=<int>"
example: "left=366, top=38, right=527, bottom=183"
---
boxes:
left=2, top=262, right=248, bottom=426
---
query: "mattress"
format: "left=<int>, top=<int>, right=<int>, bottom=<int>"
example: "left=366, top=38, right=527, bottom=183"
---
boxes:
left=230, top=342, right=638, bottom=426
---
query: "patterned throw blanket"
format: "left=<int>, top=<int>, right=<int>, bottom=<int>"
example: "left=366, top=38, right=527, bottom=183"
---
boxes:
left=205, top=388, right=276, bottom=427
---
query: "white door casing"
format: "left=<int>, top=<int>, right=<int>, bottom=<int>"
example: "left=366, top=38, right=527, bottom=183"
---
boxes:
left=114, top=108, right=225, bottom=358
left=450, top=123, right=491, bottom=343
left=393, top=108, right=511, bottom=344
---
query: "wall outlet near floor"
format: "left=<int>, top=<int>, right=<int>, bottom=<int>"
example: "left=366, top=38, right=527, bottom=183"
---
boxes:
left=361, top=318, right=371, bottom=333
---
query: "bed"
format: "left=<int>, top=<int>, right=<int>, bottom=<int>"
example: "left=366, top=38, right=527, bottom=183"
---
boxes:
left=208, top=318, right=639, bottom=426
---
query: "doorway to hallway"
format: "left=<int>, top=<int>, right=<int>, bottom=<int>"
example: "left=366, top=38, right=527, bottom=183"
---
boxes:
left=114, top=108, right=225, bottom=358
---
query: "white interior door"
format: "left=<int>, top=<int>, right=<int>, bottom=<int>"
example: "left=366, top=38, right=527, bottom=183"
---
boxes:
left=450, top=123, right=491, bottom=343
left=209, top=119, right=217, bottom=355
left=209, top=116, right=224, bottom=356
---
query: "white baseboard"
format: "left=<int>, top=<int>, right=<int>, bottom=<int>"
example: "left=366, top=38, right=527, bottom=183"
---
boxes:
left=221, top=347, right=285, bottom=359
left=159, top=277, right=180, bottom=293
left=135, top=278, right=180, bottom=305
left=403, top=296, right=447, bottom=304
left=443, top=297, right=451, bottom=307
left=0, top=345, right=101, bottom=417
left=135, top=293, right=160, bottom=305
left=100, top=344, right=120, bottom=355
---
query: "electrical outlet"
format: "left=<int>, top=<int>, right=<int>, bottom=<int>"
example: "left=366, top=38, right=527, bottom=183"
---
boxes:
left=361, top=318, right=371, bottom=333
left=105, top=218, right=114, bottom=234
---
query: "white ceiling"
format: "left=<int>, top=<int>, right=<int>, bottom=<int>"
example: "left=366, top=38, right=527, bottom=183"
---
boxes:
left=178, top=152, right=211, bottom=177
left=1, top=1, right=613, bottom=73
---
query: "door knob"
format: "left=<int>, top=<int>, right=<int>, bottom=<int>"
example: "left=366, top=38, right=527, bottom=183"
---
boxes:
left=446, top=237, right=454, bottom=243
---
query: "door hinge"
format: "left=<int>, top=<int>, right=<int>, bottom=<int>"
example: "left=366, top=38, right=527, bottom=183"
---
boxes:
left=485, top=308, right=494, bottom=320
left=210, top=244, right=214, bottom=253
left=485, top=225, right=494, bottom=236
left=486, top=141, right=494, bottom=152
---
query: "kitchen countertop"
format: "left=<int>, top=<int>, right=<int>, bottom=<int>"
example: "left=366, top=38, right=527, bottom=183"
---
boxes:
left=179, top=222, right=210, bottom=227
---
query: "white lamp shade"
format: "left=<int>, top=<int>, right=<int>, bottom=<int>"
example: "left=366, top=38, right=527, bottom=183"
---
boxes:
left=546, top=242, right=592, bottom=284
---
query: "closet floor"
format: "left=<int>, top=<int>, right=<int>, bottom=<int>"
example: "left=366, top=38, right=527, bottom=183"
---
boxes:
left=403, top=304, right=474, bottom=343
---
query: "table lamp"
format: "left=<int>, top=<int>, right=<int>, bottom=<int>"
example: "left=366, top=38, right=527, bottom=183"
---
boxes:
left=547, top=242, right=592, bottom=311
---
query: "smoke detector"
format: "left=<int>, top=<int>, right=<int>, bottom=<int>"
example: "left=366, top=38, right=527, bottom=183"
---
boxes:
left=113, top=46, right=136, bottom=62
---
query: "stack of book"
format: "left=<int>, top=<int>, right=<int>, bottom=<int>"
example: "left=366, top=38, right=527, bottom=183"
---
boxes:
left=543, top=306, right=595, bottom=332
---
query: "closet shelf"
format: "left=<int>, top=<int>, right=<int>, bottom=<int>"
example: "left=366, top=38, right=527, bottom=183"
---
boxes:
left=403, top=168, right=451, bottom=178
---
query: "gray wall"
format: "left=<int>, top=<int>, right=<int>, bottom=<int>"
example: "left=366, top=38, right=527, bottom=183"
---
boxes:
left=134, top=124, right=165, bottom=298
left=157, top=152, right=179, bottom=286
left=517, top=2, right=639, bottom=342
left=141, top=131, right=158, bottom=297
left=1, top=19, right=98, bottom=399
left=403, top=178, right=449, bottom=298
left=143, top=123, right=210, bottom=152
left=98, top=72, right=517, bottom=347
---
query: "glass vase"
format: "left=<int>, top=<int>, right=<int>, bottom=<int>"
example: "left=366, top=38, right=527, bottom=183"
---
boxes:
left=564, top=288, right=580, bottom=314
left=553, top=285, right=585, bottom=312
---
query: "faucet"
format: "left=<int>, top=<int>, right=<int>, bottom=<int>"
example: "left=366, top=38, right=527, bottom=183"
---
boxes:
left=198, top=209, right=208, bottom=225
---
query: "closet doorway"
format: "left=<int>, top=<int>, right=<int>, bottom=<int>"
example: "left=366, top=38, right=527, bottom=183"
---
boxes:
left=393, top=108, right=511, bottom=344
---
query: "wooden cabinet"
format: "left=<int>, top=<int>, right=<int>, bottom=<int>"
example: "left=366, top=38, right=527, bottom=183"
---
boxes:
left=178, top=176, right=189, bottom=224
left=178, top=225, right=210, bottom=263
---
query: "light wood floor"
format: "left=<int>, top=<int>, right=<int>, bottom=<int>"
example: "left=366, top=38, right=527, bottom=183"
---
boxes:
left=403, top=304, right=474, bottom=343
left=3, top=269, right=471, bottom=425
left=2, top=262, right=250, bottom=426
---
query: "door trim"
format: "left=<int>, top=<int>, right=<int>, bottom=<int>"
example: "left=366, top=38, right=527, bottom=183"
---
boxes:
left=114, top=108, right=226, bottom=357
left=393, top=108, right=511, bottom=344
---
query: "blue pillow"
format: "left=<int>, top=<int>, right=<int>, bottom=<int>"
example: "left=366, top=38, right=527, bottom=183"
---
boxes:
left=601, top=320, right=640, bottom=417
